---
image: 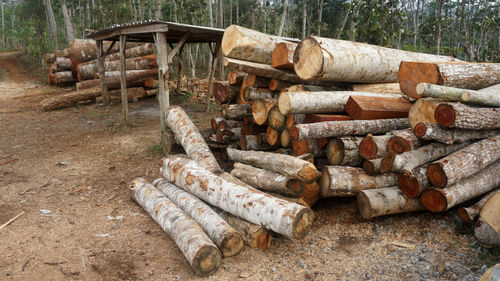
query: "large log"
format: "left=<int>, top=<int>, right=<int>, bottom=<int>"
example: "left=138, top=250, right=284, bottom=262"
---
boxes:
left=211, top=118, right=241, bottom=131
left=278, top=91, right=402, bottom=115
left=226, top=148, right=320, bottom=183
left=68, top=41, right=141, bottom=64
left=252, top=98, right=277, bottom=125
left=271, top=41, right=297, bottom=70
left=291, top=139, right=325, bottom=158
left=213, top=81, right=238, bottom=104
left=434, top=102, right=500, bottom=130
left=165, top=106, right=221, bottom=172
left=76, top=54, right=158, bottom=81
left=408, top=98, right=442, bottom=129
left=345, top=96, right=412, bottom=120
left=161, top=156, right=313, bottom=239
left=130, top=178, right=221, bottom=276
left=54, top=48, right=69, bottom=58
left=93, top=70, right=148, bottom=79
left=458, top=189, right=500, bottom=224
left=294, top=36, right=457, bottom=83
left=416, top=83, right=500, bottom=107
left=280, top=129, right=291, bottom=148
left=230, top=163, right=304, bottom=196
left=75, top=69, right=158, bottom=90
left=300, top=181, right=321, bottom=207
left=357, top=187, right=425, bottom=219
left=420, top=160, right=500, bottom=212
left=94, top=87, right=153, bottom=104
left=267, top=105, right=286, bottom=130
left=71, top=38, right=95, bottom=49
left=399, top=62, right=500, bottom=99
left=427, top=134, right=500, bottom=188
left=414, top=122, right=500, bottom=144
left=474, top=193, right=500, bottom=247
left=326, top=136, right=363, bottom=166
left=41, top=86, right=101, bottom=110
left=221, top=104, right=252, bottom=120
left=153, top=178, right=244, bottom=257
left=398, top=164, right=430, bottom=198
left=319, top=166, right=398, bottom=197
left=349, top=83, right=403, bottom=95
left=289, top=118, right=410, bottom=140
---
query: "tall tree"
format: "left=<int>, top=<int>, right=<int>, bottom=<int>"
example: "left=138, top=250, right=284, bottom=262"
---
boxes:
left=1, top=1, right=4, bottom=48
left=317, top=0, right=324, bottom=36
left=61, top=0, right=75, bottom=46
left=208, top=0, right=213, bottom=27
left=262, top=0, right=266, bottom=33
left=278, top=0, right=289, bottom=36
left=302, top=0, right=307, bottom=39
left=435, top=0, right=443, bottom=54
left=155, top=0, right=161, bottom=20
left=43, top=0, right=58, bottom=49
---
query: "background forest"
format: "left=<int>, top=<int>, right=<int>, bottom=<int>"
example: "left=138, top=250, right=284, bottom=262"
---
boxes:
left=0, top=0, right=498, bottom=77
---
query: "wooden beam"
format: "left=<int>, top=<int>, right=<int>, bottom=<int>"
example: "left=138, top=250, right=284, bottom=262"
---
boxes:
left=104, top=41, right=116, bottom=56
left=206, top=41, right=221, bottom=112
left=119, top=34, right=129, bottom=123
left=154, top=32, right=171, bottom=150
left=167, top=32, right=190, bottom=64
left=96, top=40, right=110, bottom=105
left=91, top=23, right=169, bottom=40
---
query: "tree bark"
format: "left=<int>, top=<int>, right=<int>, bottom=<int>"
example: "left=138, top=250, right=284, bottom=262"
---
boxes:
left=349, top=83, right=403, bottom=95
left=213, top=81, right=238, bottom=104
left=52, top=71, right=76, bottom=86
left=345, top=95, right=412, bottom=120
left=221, top=104, right=251, bottom=120
left=294, top=36, right=457, bottom=83
left=55, top=57, right=72, bottom=71
left=414, top=122, right=500, bottom=145
left=387, top=129, right=424, bottom=154
left=277, top=0, right=289, bottom=36
left=77, top=55, right=158, bottom=81
left=130, top=178, right=221, bottom=276
left=43, top=0, right=58, bottom=50
left=75, top=69, right=158, bottom=90
left=61, top=1, right=75, bottom=46
left=271, top=42, right=297, bottom=70
left=217, top=211, right=271, bottom=250
left=68, top=41, right=141, bottom=65
left=267, top=105, right=285, bottom=130
left=160, top=156, right=313, bottom=239
left=357, top=187, right=425, bottom=219
left=226, top=148, right=320, bottom=183
left=326, top=136, right=363, bottom=166
left=269, top=79, right=294, bottom=91
left=319, top=166, right=398, bottom=197
left=458, top=189, right=500, bottom=224
left=243, top=87, right=274, bottom=102
left=398, top=164, right=430, bottom=198
left=416, top=83, right=500, bottom=107
left=252, top=98, right=277, bottom=125
left=434, top=102, right=500, bottom=130
left=474, top=193, right=500, bottom=247
left=427, top=134, right=500, bottom=188
left=246, top=74, right=271, bottom=88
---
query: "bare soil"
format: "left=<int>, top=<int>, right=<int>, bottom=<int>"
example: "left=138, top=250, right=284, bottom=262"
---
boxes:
left=0, top=51, right=497, bottom=281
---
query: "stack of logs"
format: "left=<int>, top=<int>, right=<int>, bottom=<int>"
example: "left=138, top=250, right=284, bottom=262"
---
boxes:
left=42, top=38, right=159, bottom=110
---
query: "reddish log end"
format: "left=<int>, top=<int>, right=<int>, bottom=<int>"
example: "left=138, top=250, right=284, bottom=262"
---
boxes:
left=271, top=42, right=294, bottom=70
left=457, top=207, right=474, bottom=224
left=316, top=138, right=329, bottom=149
left=434, top=104, right=456, bottom=127
left=292, top=139, right=310, bottom=156
left=266, top=126, right=279, bottom=146
left=413, top=122, right=428, bottom=137
left=287, top=180, right=305, bottom=196
left=380, top=151, right=397, bottom=173
left=420, top=189, right=447, bottom=212
left=269, top=79, right=278, bottom=91
left=398, top=61, right=441, bottom=99
left=217, top=120, right=228, bottom=131
left=398, top=170, right=420, bottom=198
left=211, top=119, right=218, bottom=131
left=362, top=160, right=377, bottom=176
left=427, top=163, right=448, bottom=188
left=289, top=126, right=300, bottom=141
left=387, top=136, right=411, bottom=154
left=359, top=135, right=378, bottom=160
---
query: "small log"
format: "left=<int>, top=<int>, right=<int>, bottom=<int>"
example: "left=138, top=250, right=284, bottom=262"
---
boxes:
left=386, top=129, right=423, bottom=153
left=45, top=53, right=56, bottom=64
left=222, top=104, right=252, bottom=120
left=252, top=98, right=278, bottom=125
left=474, top=193, right=500, bottom=247
left=226, top=148, right=320, bottom=183
left=320, top=166, right=398, bottom=197
left=153, top=178, right=244, bottom=257
left=427, top=134, right=500, bottom=188
left=267, top=105, right=286, bottom=130
left=286, top=114, right=306, bottom=129
left=211, top=118, right=225, bottom=131
left=289, top=118, right=410, bottom=140
left=241, top=124, right=267, bottom=135
left=130, top=178, right=221, bottom=276
left=420, top=161, right=500, bottom=212
left=240, top=135, right=265, bottom=150
left=416, top=83, right=500, bottom=107
left=363, top=158, right=382, bottom=175
left=458, top=189, right=500, bottom=223
left=434, top=102, right=500, bottom=130
left=228, top=71, right=246, bottom=85
left=271, top=41, right=297, bottom=70
left=246, top=74, right=271, bottom=88
left=161, top=156, right=313, bottom=239
left=213, top=81, right=238, bottom=104
left=93, top=70, right=148, bottom=80
left=414, top=122, right=500, bottom=144
left=216, top=119, right=241, bottom=131
left=357, top=187, right=425, bottom=219
left=231, top=163, right=304, bottom=196
left=243, top=87, right=274, bottom=101
left=269, top=79, right=294, bottom=91
left=217, top=211, right=272, bottom=250
left=304, top=114, right=351, bottom=123
left=398, top=164, right=430, bottom=198
left=77, top=54, right=158, bottom=81
left=408, top=98, right=443, bottom=129
left=326, top=136, right=363, bottom=166
left=280, top=129, right=291, bottom=148
left=359, top=134, right=392, bottom=160
left=345, top=95, right=412, bottom=120
left=349, top=83, right=403, bottom=95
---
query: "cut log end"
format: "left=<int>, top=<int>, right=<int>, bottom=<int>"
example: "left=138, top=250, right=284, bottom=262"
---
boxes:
left=434, top=104, right=456, bottom=127
left=193, top=245, right=222, bottom=277
left=413, top=122, right=428, bottom=137
left=278, top=94, right=291, bottom=115
left=362, top=160, right=377, bottom=176
left=292, top=207, right=314, bottom=240
left=268, top=106, right=285, bottom=130
left=221, top=232, right=245, bottom=257
left=398, top=62, right=441, bottom=99
left=319, top=166, right=330, bottom=198
left=289, top=126, right=299, bottom=141
left=293, top=37, right=324, bottom=81
left=266, top=126, right=280, bottom=146
left=292, top=139, right=310, bottom=156
left=387, top=136, right=411, bottom=154
left=287, top=180, right=305, bottom=196
left=359, top=135, right=378, bottom=160
left=398, top=170, right=420, bottom=198
left=457, top=207, right=474, bottom=224
left=427, top=163, right=447, bottom=188
left=299, top=165, right=321, bottom=184
left=357, top=191, right=374, bottom=219
left=420, top=189, right=447, bottom=212
left=380, top=151, right=397, bottom=173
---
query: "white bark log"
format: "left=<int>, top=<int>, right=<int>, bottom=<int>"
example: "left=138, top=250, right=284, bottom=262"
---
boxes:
left=414, top=122, right=500, bottom=144
left=326, top=136, right=363, bottom=166
left=416, top=83, right=500, bottom=107
left=435, top=102, right=500, bottom=130
left=357, top=187, right=425, bottom=219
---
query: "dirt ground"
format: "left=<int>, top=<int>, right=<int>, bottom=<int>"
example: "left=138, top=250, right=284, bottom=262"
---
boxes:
left=0, top=51, right=498, bottom=281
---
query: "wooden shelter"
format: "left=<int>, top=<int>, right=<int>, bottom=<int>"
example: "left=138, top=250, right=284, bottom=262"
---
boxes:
left=87, top=20, right=225, bottom=149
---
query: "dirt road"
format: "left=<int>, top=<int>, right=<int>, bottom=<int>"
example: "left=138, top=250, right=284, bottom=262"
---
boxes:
left=0, top=51, right=496, bottom=280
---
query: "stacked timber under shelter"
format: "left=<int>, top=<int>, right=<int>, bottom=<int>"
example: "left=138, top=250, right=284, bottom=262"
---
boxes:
left=57, top=22, right=499, bottom=276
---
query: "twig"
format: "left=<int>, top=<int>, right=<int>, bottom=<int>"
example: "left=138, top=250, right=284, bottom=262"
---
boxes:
left=390, top=241, right=416, bottom=249
left=0, top=211, right=25, bottom=231
left=44, top=261, right=66, bottom=266
left=22, top=257, right=34, bottom=271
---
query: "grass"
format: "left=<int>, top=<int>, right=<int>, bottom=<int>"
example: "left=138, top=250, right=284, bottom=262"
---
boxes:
left=478, top=246, right=500, bottom=267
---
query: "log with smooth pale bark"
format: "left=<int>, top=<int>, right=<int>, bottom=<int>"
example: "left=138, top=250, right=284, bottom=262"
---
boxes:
left=278, top=91, right=402, bottom=115
left=166, top=106, right=221, bottom=172
left=286, top=114, right=306, bottom=129
left=359, top=134, right=391, bottom=160
left=55, top=57, right=72, bottom=71
left=241, top=124, right=267, bottom=136
left=398, top=164, right=430, bottom=198
left=213, top=81, right=239, bottom=104
left=294, top=36, right=457, bottom=83
left=414, top=122, right=500, bottom=144
left=269, top=79, right=294, bottom=91
left=153, top=178, right=244, bottom=257
left=408, top=98, right=444, bottom=129
left=427, top=134, right=500, bottom=188
left=75, top=69, right=158, bottom=90
left=387, top=129, right=423, bottom=153
left=458, top=189, right=500, bottom=224
left=130, top=178, right=221, bottom=276
left=357, top=187, right=425, bottom=219
left=345, top=95, right=412, bottom=120
left=252, top=98, right=278, bottom=125
left=267, top=192, right=310, bottom=208
left=289, top=118, right=410, bottom=140
left=326, top=136, right=363, bottom=166
left=246, top=74, right=271, bottom=88
left=266, top=126, right=280, bottom=146
left=217, top=211, right=272, bottom=250
left=222, top=104, right=252, bottom=120
left=349, top=83, right=403, bottom=95
left=52, top=71, right=76, bottom=86
left=160, top=156, right=313, bottom=239
left=416, top=83, right=500, bottom=107
left=319, top=166, right=398, bottom=197
left=271, top=41, right=297, bottom=70
left=304, top=114, right=351, bottom=123
left=420, top=161, right=500, bottom=212
left=226, top=148, right=320, bottom=183
left=267, top=105, right=286, bottom=130
left=399, top=62, right=500, bottom=99
left=434, top=102, right=500, bottom=130
left=363, top=158, right=382, bottom=175
left=228, top=71, right=246, bottom=85
left=474, top=193, right=500, bottom=247
left=230, top=163, right=304, bottom=196
left=243, top=87, right=274, bottom=101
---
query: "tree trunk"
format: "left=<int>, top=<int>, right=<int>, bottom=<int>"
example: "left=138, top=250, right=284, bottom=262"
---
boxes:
left=345, top=96, right=412, bottom=120
left=267, top=105, right=285, bottom=130
left=326, top=136, right=363, bottom=166
left=277, top=0, right=289, bottom=36
left=458, top=189, right=500, bottom=224
left=362, top=158, right=383, bottom=175
left=269, top=79, right=294, bottom=91
left=302, top=1, right=307, bottom=39
left=155, top=0, right=161, bottom=19
left=226, top=148, right=320, bottom=183
left=213, top=81, right=238, bottom=103
left=75, top=69, right=158, bottom=90
left=230, top=163, right=304, bottom=197
left=271, top=42, right=297, bottom=70
left=252, top=98, right=277, bottom=125
left=359, top=134, right=392, bottom=160
left=130, top=178, right=221, bottom=276
left=386, top=129, right=423, bottom=154
left=399, top=62, right=500, bottom=99
left=77, top=43, right=153, bottom=66
left=474, top=193, right=500, bottom=247
left=427, top=134, right=500, bottom=188
left=221, top=104, right=251, bottom=120
left=61, top=1, right=75, bottom=46
left=243, top=87, right=274, bottom=102
left=357, top=187, right=425, bottom=219
left=228, top=71, right=246, bottom=85
left=408, top=98, right=442, bottom=129
left=77, top=55, right=157, bottom=81
left=161, top=156, right=313, bottom=239
left=294, top=36, right=457, bottom=83
left=152, top=178, right=243, bottom=257
left=217, top=211, right=271, bottom=250
left=43, top=0, right=58, bottom=50
left=266, top=126, right=280, bottom=146
left=289, top=118, right=410, bottom=140
left=398, top=164, right=430, bottom=198
left=416, top=83, right=500, bottom=107
left=420, top=160, right=500, bottom=212
left=349, top=83, right=403, bottom=95
left=414, top=122, right=500, bottom=145
left=319, top=166, right=398, bottom=197
left=435, top=102, right=500, bottom=130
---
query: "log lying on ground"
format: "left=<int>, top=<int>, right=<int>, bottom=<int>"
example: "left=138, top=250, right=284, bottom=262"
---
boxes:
left=427, top=134, right=500, bottom=188
left=278, top=91, right=402, bottom=115
left=68, top=41, right=141, bottom=64
left=77, top=54, right=158, bottom=81
left=166, top=106, right=221, bottom=172
left=228, top=71, right=246, bottom=85
left=434, top=102, right=500, bottom=130
left=227, top=148, right=320, bottom=183
left=269, top=79, right=294, bottom=91
left=387, top=129, right=423, bottom=153
left=300, top=181, right=321, bottom=207
left=398, top=164, right=430, bottom=198
left=221, top=25, right=298, bottom=64
left=161, top=156, right=313, bottom=239
left=420, top=160, right=500, bottom=212
left=414, top=122, right=500, bottom=144
left=93, top=70, right=148, bottom=79
left=458, top=189, right=500, bottom=224
left=289, top=118, right=410, bottom=140
left=267, top=105, right=286, bottom=130
left=55, top=57, right=72, bottom=71
left=474, top=193, right=500, bottom=247
left=320, top=166, right=398, bottom=197
left=217, top=211, right=272, bottom=250
left=399, top=62, right=500, bottom=99
left=45, top=53, right=56, bottom=64
left=363, top=158, right=383, bottom=175
left=408, top=98, right=442, bottom=129
left=95, top=87, right=153, bottom=104
left=130, top=178, right=221, bottom=276
left=271, top=41, right=297, bottom=70
left=231, top=163, right=304, bottom=196
left=52, top=71, right=76, bottom=86
left=252, top=98, right=277, bottom=125
left=41, top=86, right=103, bottom=110
left=345, top=95, right=412, bottom=120
left=222, top=104, right=252, bottom=120
left=153, top=178, right=243, bottom=257
left=326, top=136, right=363, bottom=166
left=359, top=134, right=392, bottom=160
left=349, top=83, right=403, bottom=95
left=294, top=36, right=457, bottom=83
left=243, top=87, right=274, bottom=101
left=213, top=81, right=238, bottom=103
left=75, top=69, right=158, bottom=90
left=416, top=83, right=500, bottom=107
left=304, top=114, right=351, bottom=123
left=357, top=187, right=425, bottom=219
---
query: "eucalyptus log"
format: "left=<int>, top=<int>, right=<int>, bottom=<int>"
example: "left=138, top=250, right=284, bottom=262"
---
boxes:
left=286, top=114, right=306, bottom=129
left=326, top=136, right=363, bottom=166
left=227, top=71, right=246, bottom=85
left=398, top=164, right=430, bottom=198
left=76, top=54, right=157, bottom=81
left=55, top=57, right=72, bottom=71
left=363, top=158, right=382, bottom=175
left=42, top=86, right=102, bottom=110
left=349, top=83, right=403, bottom=95
left=287, top=84, right=333, bottom=92
left=359, top=134, right=392, bottom=160
left=458, top=189, right=500, bottom=224
left=292, top=139, right=325, bottom=158
left=387, top=129, right=423, bottom=153
left=269, top=79, right=294, bottom=91
left=213, top=81, right=238, bottom=103
left=414, top=122, right=500, bottom=144
left=408, top=98, right=443, bottom=129
left=434, top=102, right=500, bottom=130
left=222, top=104, right=252, bottom=120
left=68, top=41, right=141, bottom=64
left=267, top=105, right=286, bottom=130
left=300, top=181, right=321, bottom=206
left=280, top=129, right=291, bottom=148
left=75, top=69, right=158, bottom=90
left=144, top=78, right=159, bottom=89
left=475, top=193, right=500, bottom=247
left=271, top=41, right=297, bottom=70
left=213, top=119, right=241, bottom=131
left=357, top=187, right=425, bottom=219
left=52, top=71, right=76, bottom=86
left=345, top=95, right=412, bottom=120
left=239, top=134, right=271, bottom=151
left=55, top=48, right=69, bottom=58
left=217, top=211, right=272, bottom=250
left=93, top=70, right=147, bottom=79
left=243, top=87, right=274, bottom=101
left=246, top=74, right=271, bottom=88
left=416, top=83, right=500, bottom=107
left=252, top=98, right=278, bottom=125
left=216, top=128, right=241, bottom=142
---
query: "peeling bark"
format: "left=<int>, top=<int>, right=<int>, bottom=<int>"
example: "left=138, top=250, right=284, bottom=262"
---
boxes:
left=357, top=187, right=425, bottom=219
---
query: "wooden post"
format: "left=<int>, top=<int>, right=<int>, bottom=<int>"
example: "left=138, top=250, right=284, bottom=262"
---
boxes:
left=96, top=40, right=110, bottom=105
left=154, top=32, right=170, bottom=150
left=206, top=42, right=221, bottom=112
left=119, top=35, right=129, bottom=123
